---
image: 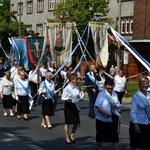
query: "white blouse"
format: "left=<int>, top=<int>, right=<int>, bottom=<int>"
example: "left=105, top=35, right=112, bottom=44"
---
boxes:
left=61, top=84, right=84, bottom=103
left=14, top=79, right=29, bottom=96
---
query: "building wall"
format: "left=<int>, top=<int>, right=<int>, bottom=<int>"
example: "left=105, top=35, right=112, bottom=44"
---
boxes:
left=10, top=0, right=61, bottom=35
left=133, top=0, right=150, bottom=39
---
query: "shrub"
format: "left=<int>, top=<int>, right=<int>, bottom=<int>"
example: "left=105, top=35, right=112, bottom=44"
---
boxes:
left=124, top=82, right=139, bottom=98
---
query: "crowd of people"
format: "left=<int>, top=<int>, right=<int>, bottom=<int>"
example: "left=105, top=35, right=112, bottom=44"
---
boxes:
left=0, top=59, right=150, bottom=150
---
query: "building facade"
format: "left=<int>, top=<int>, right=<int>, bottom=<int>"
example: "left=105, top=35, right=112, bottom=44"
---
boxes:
left=10, top=0, right=63, bottom=36
left=10, top=0, right=150, bottom=81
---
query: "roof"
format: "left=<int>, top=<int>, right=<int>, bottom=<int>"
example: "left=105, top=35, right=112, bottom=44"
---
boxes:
left=129, top=39, right=150, bottom=43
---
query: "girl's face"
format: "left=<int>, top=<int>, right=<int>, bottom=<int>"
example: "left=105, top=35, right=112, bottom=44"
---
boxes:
left=71, top=77, right=78, bottom=84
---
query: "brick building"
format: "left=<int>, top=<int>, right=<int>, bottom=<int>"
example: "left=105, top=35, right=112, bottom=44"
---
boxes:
left=127, top=0, right=150, bottom=81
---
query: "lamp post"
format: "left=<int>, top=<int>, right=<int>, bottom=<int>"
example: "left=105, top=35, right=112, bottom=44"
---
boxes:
left=117, top=0, right=121, bottom=72
left=19, top=0, right=21, bottom=37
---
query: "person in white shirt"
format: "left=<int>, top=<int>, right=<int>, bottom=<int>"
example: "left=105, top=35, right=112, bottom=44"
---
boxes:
left=0, top=71, right=14, bottom=117
left=28, top=63, right=42, bottom=106
left=113, top=70, right=127, bottom=105
left=39, top=64, right=47, bottom=81
left=10, top=61, right=18, bottom=79
left=38, top=72, right=55, bottom=129
left=14, top=71, right=30, bottom=120
left=129, top=76, right=150, bottom=150
left=61, top=73, right=84, bottom=144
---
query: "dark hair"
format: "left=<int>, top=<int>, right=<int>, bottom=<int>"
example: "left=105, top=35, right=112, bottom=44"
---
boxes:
left=104, top=78, right=114, bottom=86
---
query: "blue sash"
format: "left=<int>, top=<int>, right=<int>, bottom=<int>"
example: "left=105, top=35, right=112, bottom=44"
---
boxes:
left=17, top=79, right=29, bottom=96
left=86, top=72, right=101, bottom=91
left=42, top=81, right=54, bottom=101
left=134, top=91, right=150, bottom=121
left=104, top=90, right=121, bottom=133
left=66, top=86, right=80, bottom=111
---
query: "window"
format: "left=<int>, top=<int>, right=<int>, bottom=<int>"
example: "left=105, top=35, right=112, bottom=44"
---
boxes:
left=10, top=4, right=14, bottom=12
left=48, top=0, right=55, bottom=11
left=36, top=24, right=43, bottom=36
left=26, top=25, right=32, bottom=31
left=18, top=2, right=23, bottom=15
left=120, top=17, right=133, bottom=34
left=37, top=0, right=44, bottom=12
left=27, top=0, right=33, bottom=14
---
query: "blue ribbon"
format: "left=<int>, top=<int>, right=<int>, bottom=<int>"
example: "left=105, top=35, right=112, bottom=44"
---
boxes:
left=134, top=91, right=150, bottom=121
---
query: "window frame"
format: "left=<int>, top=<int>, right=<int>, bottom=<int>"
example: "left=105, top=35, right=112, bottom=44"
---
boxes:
left=27, top=0, right=33, bottom=14
left=48, top=0, right=55, bottom=11
left=37, top=0, right=44, bottom=13
left=36, top=24, right=43, bottom=36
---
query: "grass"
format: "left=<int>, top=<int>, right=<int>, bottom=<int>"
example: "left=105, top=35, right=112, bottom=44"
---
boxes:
left=78, top=80, right=139, bottom=98
left=124, top=82, right=139, bottom=98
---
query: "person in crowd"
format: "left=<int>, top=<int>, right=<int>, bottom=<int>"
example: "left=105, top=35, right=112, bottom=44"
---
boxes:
left=146, top=71, right=150, bottom=92
left=14, top=71, right=30, bottom=120
left=60, top=66, right=68, bottom=86
left=109, top=65, right=115, bottom=77
left=66, top=66, right=73, bottom=78
left=0, top=59, right=8, bottom=78
left=85, top=64, right=99, bottom=118
left=61, top=73, right=84, bottom=144
left=38, top=72, right=55, bottom=129
left=94, top=78, right=121, bottom=150
left=13, top=66, right=25, bottom=82
left=96, top=69, right=105, bottom=92
left=28, top=63, right=42, bottom=107
left=113, top=70, right=127, bottom=112
left=10, top=61, right=18, bottom=79
left=76, top=68, right=81, bottom=81
left=0, top=71, right=15, bottom=117
left=129, top=76, right=150, bottom=150
left=48, top=61, right=60, bottom=111
left=39, top=63, right=47, bottom=81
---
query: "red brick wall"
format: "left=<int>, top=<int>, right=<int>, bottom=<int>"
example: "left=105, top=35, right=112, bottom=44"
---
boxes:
left=133, top=0, right=150, bottom=39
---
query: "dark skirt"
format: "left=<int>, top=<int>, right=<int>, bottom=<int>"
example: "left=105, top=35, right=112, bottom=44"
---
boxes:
left=96, top=116, right=119, bottom=143
left=2, top=95, right=13, bottom=109
left=129, top=121, right=150, bottom=149
left=42, top=99, right=54, bottom=116
left=17, top=96, right=30, bottom=114
left=64, top=102, right=80, bottom=124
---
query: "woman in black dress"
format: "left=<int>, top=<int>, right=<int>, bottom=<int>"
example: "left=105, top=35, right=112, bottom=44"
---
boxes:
left=61, top=73, right=84, bottom=144
left=38, top=72, right=55, bottom=129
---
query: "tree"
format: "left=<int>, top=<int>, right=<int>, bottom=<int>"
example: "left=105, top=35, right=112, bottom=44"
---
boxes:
left=0, top=0, right=29, bottom=57
left=53, top=0, right=110, bottom=63
left=53, top=0, right=109, bottom=32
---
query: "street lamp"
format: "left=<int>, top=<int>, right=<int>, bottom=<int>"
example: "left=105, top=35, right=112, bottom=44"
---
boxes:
left=19, top=0, right=21, bottom=37
left=117, top=0, right=121, bottom=72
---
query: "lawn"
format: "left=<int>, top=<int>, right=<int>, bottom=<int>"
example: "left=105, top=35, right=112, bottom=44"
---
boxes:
left=124, top=82, right=139, bottom=98
left=78, top=81, right=139, bottom=98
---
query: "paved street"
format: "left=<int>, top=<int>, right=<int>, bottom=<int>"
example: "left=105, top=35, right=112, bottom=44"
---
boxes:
left=0, top=96, right=131, bottom=150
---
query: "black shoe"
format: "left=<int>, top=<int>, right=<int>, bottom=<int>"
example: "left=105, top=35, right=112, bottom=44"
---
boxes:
left=24, top=118, right=28, bottom=121
left=69, top=136, right=76, bottom=144
left=65, top=140, right=72, bottom=144
left=48, top=126, right=52, bottom=129
left=91, top=114, right=95, bottom=119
